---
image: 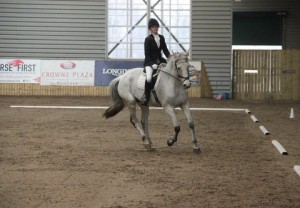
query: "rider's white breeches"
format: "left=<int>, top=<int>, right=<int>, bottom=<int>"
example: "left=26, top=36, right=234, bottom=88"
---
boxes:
left=145, top=66, right=153, bottom=83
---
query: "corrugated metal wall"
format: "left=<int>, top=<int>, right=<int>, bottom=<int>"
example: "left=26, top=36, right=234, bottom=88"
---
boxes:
left=0, top=0, right=106, bottom=59
left=2, top=0, right=297, bottom=98
left=191, top=0, right=232, bottom=97
left=232, top=0, right=300, bottom=49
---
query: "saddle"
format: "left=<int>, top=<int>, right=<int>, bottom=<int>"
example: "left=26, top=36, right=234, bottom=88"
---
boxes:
left=137, top=63, right=166, bottom=105
left=138, top=63, right=166, bottom=90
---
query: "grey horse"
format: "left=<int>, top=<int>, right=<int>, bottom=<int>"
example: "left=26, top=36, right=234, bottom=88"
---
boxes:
left=103, top=52, right=201, bottom=153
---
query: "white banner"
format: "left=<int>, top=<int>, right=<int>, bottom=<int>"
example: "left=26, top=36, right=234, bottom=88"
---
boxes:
left=0, top=59, right=41, bottom=83
left=41, top=60, right=95, bottom=86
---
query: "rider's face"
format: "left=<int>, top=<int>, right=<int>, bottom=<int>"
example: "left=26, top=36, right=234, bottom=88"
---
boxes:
left=150, top=25, right=158, bottom=34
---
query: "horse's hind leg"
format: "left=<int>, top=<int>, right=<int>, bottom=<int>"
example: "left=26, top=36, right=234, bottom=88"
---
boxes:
left=181, top=103, right=201, bottom=153
left=127, top=102, right=152, bottom=150
left=140, top=105, right=152, bottom=146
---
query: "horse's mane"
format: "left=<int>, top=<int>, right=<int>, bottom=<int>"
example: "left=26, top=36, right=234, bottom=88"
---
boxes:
left=156, top=52, right=189, bottom=75
left=169, top=52, right=189, bottom=62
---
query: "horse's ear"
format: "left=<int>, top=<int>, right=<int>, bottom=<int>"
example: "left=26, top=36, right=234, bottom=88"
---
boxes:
left=171, top=50, right=175, bottom=55
left=185, top=50, right=190, bottom=57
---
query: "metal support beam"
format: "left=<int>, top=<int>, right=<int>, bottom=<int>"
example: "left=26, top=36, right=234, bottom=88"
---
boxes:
left=152, top=11, right=187, bottom=52
left=108, top=13, right=147, bottom=56
left=108, top=0, right=187, bottom=56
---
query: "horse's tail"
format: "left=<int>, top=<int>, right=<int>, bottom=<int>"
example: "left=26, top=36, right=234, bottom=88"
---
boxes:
left=103, top=78, right=125, bottom=119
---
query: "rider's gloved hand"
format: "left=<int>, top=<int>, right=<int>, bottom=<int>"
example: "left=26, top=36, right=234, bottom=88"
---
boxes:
left=152, top=64, right=158, bottom=69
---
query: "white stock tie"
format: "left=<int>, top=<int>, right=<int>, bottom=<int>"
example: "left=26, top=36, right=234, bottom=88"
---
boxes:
left=154, top=34, right=160, bottom=48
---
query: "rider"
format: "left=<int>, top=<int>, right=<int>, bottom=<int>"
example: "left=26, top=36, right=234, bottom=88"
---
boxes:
left=141, top=18, right=170, bottom=106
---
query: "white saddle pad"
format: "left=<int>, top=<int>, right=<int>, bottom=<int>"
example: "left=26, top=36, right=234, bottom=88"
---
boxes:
left=137, top=72, right=162, bottom=90
left=137, top=73, right=146, bottom=90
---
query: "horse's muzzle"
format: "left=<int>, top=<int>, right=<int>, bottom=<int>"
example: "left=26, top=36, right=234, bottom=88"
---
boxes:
left=183, top=79, right=191, bottom=89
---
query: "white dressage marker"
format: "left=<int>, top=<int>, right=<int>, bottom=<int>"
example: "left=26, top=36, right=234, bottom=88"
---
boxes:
left=250, top=115, right=259, bottom=123
left=289, top=108, right=295, bottom=119
left=271, top=140, right=288, bottom=155
left=245, top=109, right=251, bottom=114
left=259, top=126, right=270, bottom=135
left=294, top=165, right=300, bottom=176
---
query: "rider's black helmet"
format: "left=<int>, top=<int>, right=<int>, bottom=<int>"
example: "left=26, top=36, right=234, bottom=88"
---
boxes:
left=148, top=18, right=160, bottom=29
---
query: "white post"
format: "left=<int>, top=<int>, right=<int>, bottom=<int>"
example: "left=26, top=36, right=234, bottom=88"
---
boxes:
left=147, top=0, right=151, bottom=21
left=269, top=50, right=272, bottom=92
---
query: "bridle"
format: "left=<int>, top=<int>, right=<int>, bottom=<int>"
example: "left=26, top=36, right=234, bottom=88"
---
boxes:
left=157, top=59, right=190, bottom=84
left=175, top=60, right=190, bottom=82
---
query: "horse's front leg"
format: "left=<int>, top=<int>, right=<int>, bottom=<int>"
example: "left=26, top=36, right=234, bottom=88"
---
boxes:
left=181, top=103, right=201, bottom=153
left=163, top=105, right=180, bottom=147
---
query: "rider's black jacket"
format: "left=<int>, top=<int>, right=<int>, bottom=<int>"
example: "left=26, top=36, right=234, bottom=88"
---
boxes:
left=143, top=34, right=170, bottom=67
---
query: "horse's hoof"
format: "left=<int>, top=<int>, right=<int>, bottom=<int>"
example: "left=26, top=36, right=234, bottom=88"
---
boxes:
left=167, top=139, right=174, bottom=146
left=143, top=142, right=152, bottom=150
left=193, top=146, right=201, bottom=154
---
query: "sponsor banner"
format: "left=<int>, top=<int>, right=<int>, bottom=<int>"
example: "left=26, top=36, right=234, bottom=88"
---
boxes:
left=41, top=60, right=95, bottom=86
left=95, top=60, right=143, bottom=86
left=0, top=59, right=41, bottom=83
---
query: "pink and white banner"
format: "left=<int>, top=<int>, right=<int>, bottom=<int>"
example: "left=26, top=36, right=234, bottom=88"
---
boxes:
left=41, top=60, right=95, bottom=86
left=0, top=59, right=41, bottom=83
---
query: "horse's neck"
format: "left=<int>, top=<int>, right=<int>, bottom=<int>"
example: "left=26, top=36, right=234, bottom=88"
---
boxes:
left=157, top=59, right=180, bottom=93
left=164, top=60, right=176, bottom=76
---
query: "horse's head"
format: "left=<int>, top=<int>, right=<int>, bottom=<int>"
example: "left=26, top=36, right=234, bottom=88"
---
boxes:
left=170, top=52, right=191, bottom=89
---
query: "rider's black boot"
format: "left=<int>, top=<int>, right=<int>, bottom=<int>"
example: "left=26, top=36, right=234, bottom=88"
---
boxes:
left=141, top=81, right=151, bottom=106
